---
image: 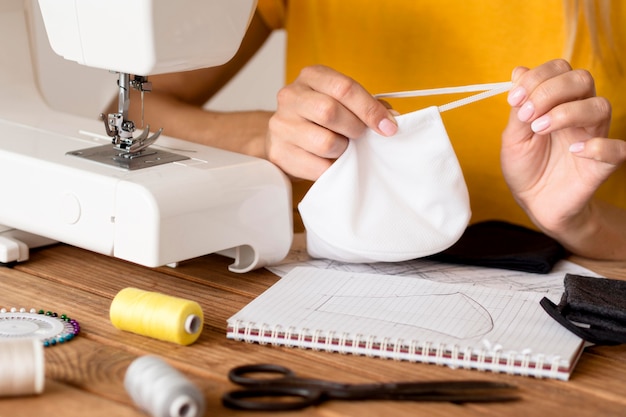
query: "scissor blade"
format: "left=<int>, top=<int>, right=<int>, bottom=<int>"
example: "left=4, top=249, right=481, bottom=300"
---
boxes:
left=388, top=393, right=520, bottom=403
left=368, top=381, right=519, bottom=403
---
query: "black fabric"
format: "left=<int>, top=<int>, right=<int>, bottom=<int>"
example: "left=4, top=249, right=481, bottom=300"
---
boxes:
left=427, top=220, right=566, bottom=274
left=540, top=274, right=626, bottom=345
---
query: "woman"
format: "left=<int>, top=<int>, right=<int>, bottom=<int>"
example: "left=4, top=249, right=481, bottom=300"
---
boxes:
left=117, top=0, right=626, bottom=259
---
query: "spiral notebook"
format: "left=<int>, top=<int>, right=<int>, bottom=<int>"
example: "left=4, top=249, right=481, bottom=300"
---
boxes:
left=227, top=266, right=585, bottom=380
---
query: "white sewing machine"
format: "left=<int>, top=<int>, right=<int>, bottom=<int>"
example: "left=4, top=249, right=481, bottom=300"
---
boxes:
left=0, top=0, right=292, bottom=272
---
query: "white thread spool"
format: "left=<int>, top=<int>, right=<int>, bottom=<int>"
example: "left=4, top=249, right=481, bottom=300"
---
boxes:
left=124, top=356, right=205, bottom=417
left=0, top=338, right=45, bottom=396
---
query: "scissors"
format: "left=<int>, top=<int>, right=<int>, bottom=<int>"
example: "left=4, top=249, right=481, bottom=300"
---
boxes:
left=221, top=363, right=519, bottom=411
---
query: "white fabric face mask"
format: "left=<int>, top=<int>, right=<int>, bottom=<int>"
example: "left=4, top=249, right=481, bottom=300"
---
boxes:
left=298, top=81, right=512, bottom=263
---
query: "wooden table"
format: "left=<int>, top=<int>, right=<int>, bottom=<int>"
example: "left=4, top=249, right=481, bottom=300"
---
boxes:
left=1, top=244, right=625, bottom=417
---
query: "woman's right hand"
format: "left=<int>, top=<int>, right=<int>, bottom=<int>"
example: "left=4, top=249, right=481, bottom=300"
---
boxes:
left=266, top=65, right=398, bottom=180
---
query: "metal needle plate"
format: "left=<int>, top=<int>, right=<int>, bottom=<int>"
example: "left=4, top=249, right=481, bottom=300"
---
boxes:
left=66, top=144, right=189, bottom=170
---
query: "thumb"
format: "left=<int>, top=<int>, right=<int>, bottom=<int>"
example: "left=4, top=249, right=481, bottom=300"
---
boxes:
left=510, top=66, right=529, bottom=83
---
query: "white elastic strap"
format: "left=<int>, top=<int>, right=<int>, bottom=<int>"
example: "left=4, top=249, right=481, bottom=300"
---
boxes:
left=374, top=81, right=513, bottom=113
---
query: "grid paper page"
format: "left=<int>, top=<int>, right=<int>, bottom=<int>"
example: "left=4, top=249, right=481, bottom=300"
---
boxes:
left=227, top=267, right=585, bottom=380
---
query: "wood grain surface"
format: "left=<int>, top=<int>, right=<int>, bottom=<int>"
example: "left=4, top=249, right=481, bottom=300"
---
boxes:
left=1, top=243, right=625, bottom=417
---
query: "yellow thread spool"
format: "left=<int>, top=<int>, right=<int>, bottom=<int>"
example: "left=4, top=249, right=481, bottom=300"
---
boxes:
left=110, top=288, right=204, bottom=345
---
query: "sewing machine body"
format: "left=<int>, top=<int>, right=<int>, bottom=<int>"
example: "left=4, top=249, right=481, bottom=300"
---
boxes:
left=38, top=0, right=256, bottom=76
left=0, top=0, right=293, bottom=272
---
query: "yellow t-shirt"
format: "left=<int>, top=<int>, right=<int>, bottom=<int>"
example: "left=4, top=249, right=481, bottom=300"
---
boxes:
left=258, top=0, right=626, bottom=229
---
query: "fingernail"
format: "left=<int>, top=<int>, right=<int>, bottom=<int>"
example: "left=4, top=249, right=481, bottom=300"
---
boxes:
left=569, top=142, right=585, bottom=153
left=378, top=117, right=398, bottom=136
left=531, top=115, right=551, bottom=133
left=507, top=86, right=526, bottom=106
left=517, top=101, right=535, bottom=122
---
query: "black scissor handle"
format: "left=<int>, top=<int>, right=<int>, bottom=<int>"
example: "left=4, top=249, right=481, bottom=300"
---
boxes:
left=222, top=385, right=323, bottom=411
left=228, top=363, right=297, bottom=386
left=225, top=364, right=327, bottom=411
